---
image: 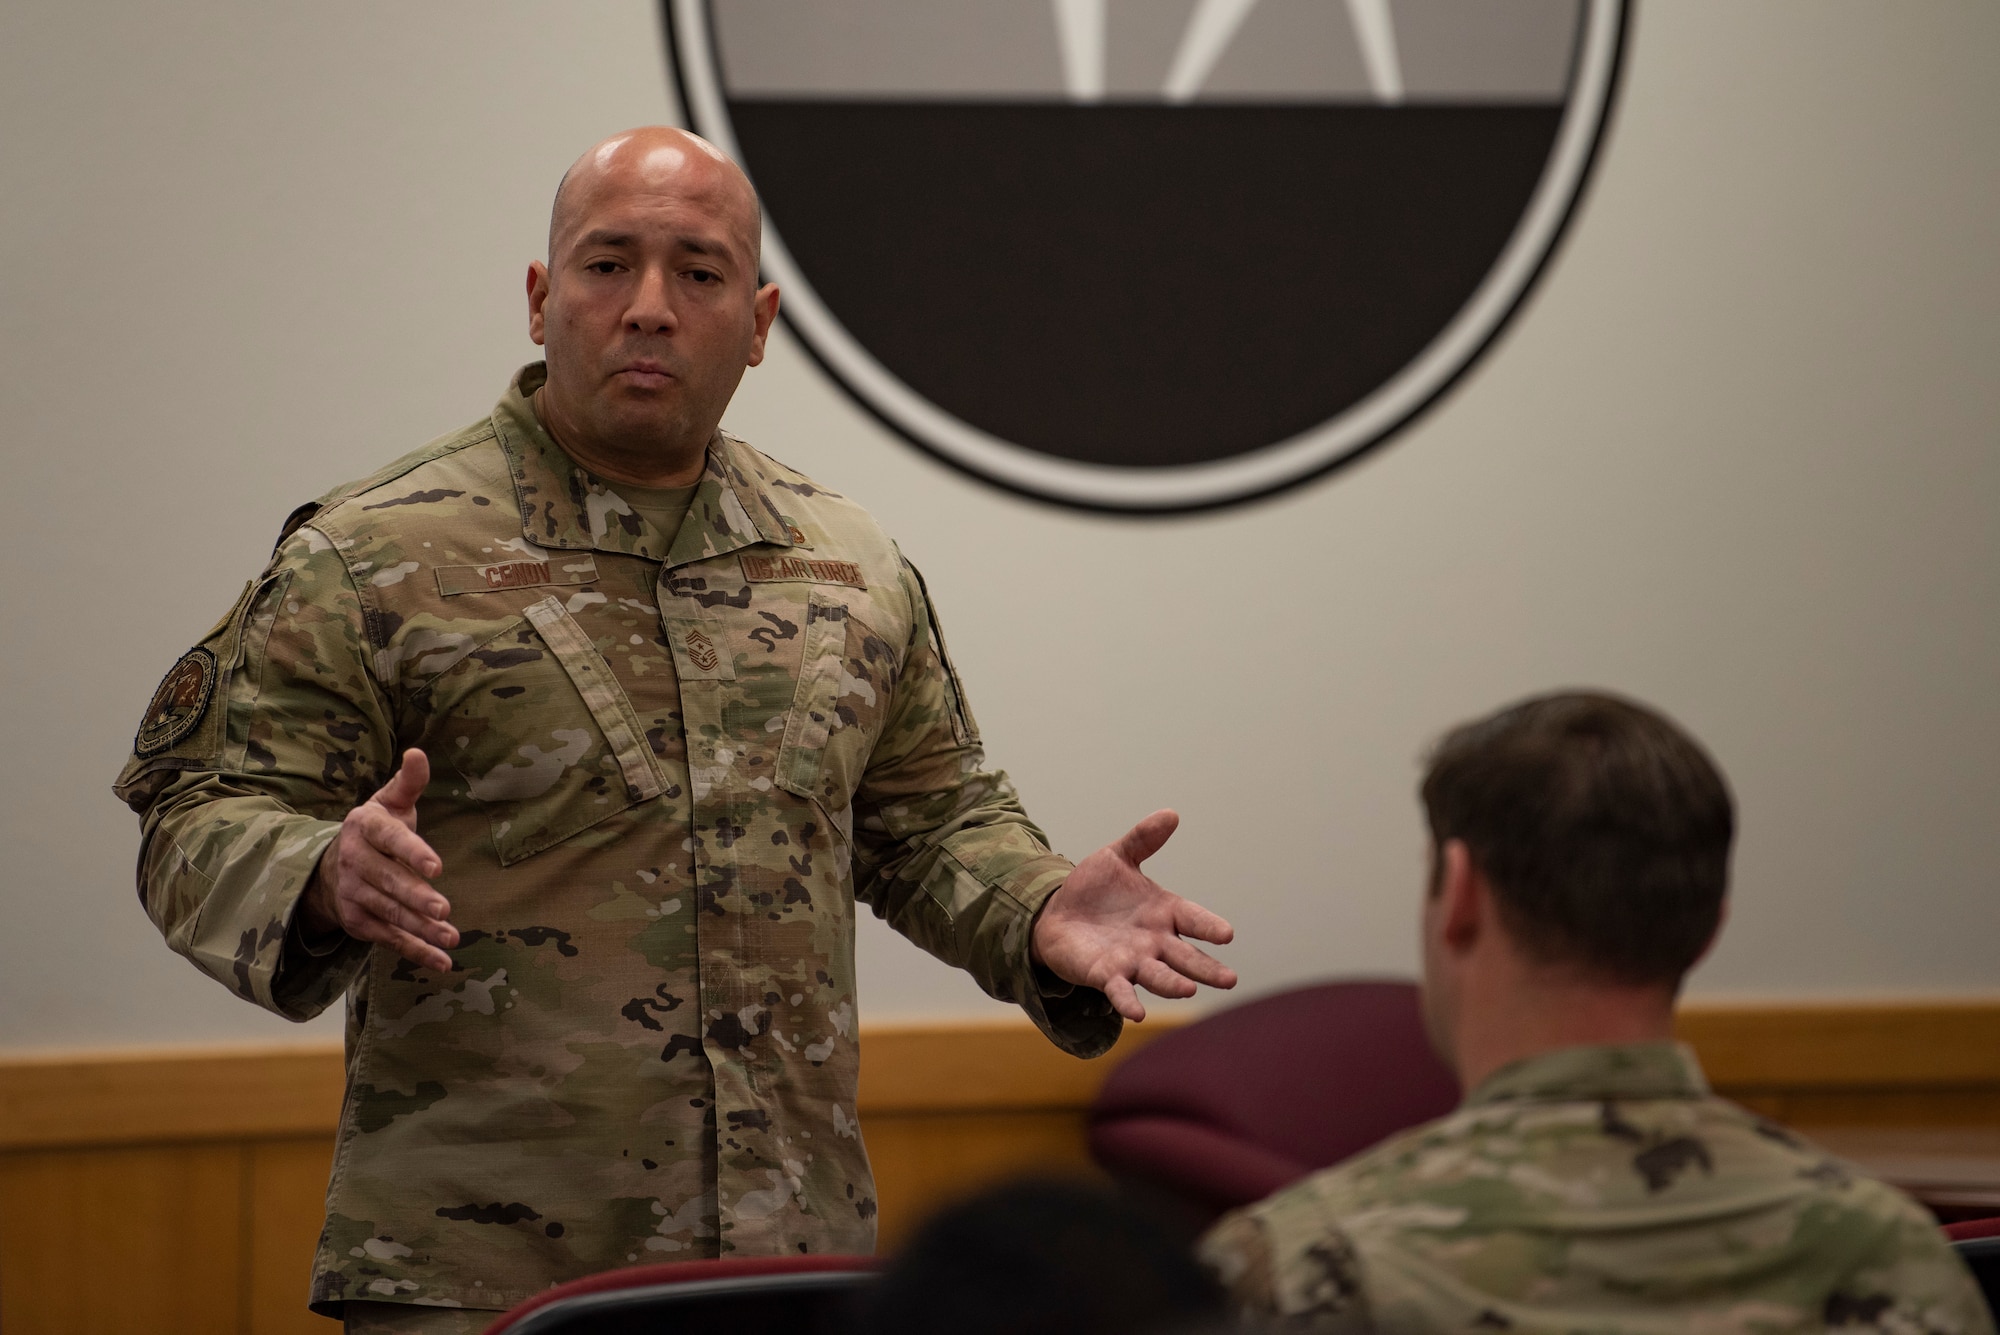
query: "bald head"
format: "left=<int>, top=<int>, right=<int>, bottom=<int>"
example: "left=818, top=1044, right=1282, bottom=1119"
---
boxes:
left=526, top=126, right=780, bottom=486
left=549, top=127, right=761, bottom=268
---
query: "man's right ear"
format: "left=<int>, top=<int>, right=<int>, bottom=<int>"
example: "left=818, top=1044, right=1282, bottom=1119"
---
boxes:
left=1436, top=839, right=1486, bottom=953
left=526, top=261, right=550, bottom=346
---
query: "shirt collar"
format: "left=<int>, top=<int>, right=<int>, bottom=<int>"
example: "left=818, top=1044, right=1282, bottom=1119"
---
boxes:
left=492, top=362, right=796, bottom=568
left=1464, top=1042, right=1710, bottom=1108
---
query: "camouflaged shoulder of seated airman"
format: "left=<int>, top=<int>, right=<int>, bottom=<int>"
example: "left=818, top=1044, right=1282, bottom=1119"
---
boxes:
left=1199, top=1043, right=1993, bottom=1335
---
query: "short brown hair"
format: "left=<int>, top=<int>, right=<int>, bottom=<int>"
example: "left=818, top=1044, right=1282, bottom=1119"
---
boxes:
left=1420, top=691, right=1734, bottom=986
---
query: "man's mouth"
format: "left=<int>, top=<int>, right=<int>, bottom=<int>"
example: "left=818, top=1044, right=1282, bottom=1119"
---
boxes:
left=614, top=361, right=675, bottom=388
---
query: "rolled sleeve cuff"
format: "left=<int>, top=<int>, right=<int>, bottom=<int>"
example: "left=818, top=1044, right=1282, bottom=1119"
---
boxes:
left=267, top=824, right=371, bottom=1019
left=1004, top=862, right=1122, bottom=1060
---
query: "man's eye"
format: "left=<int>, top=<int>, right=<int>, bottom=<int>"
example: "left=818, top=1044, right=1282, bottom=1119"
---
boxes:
left=686, top=270, right=718, bottom=284
left=587, top=261, right=620, bottom=274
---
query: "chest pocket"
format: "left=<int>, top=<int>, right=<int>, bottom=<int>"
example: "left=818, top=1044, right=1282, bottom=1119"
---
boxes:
left=424, top=594, right=665, bottom=865
left=774, top=591, right=896, bottom=823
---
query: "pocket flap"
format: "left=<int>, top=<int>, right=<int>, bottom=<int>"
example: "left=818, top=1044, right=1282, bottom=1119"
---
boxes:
left=431, top=601, right=666, bottom=866
left=775, top=591, right=849, bottom=799
left=523, top=596, right=665, bottom=807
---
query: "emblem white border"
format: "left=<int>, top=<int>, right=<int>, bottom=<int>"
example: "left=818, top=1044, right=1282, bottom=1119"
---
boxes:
left=667, top=0, right=1628, bottom=513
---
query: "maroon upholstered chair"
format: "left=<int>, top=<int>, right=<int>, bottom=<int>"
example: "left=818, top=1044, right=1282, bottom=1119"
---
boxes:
left=482, top=1254, right=877, bottom=1335
left=1088, top=979, right=1461, bottom=1228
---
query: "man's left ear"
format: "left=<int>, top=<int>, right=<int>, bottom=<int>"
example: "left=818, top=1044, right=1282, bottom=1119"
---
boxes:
left=746, top=282, right=780, bottom=367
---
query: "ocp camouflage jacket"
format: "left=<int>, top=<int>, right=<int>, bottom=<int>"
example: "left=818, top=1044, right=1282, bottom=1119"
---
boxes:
left=116, top=364, right=1117, bottom=1316
left=1198, top=1043, right=1993, bottom=1334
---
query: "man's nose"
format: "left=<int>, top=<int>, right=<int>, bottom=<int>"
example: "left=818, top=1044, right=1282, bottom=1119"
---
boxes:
left=624, top=265, right=676, bottom=334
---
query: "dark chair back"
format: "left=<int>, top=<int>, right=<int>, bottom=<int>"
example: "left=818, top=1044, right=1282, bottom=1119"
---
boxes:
left=1089, top=978, right=1460, bottom=1224
left=1953, top=1237, right=2000, bottom=1320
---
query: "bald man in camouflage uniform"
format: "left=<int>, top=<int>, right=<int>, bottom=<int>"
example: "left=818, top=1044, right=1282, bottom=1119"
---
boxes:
left=1199, top=693, right=1990, bottom=1334
left=117, top=128, right=1236, bottom=1332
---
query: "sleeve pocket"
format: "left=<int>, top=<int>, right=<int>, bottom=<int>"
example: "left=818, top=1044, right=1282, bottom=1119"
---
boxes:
left=521, top=597, right=665, bottom=807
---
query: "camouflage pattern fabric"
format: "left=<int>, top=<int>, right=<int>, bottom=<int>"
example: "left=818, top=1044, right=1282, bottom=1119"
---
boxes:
left=1198, top=1043, right=1994, bottom=1334
left=115, top=364, right=1118, bottom=1317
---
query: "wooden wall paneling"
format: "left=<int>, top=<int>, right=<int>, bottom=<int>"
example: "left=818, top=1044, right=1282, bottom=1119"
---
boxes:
left=4, top=1001, right=2000, bottom=1331
left=0, top=1141, right=247, bottom=1335
left=863, top=1109, right=1103, bottom=1251
left=850, top=1019, right=1173, bottom=1247
left=0, top=1044, right=347, bottom=1152
left=1678, top=1000, right=2000, bottom=1132
left=1676, top=1000, right=2000, bottom=1089
left=1737, top=1089, right=2000, bottom=1131
left=855, top=1019, right=1175, bottom=1114
left=248, top=1137, right=340, bottom=1333
left=1718, top=1091, right=1788, bottom=1121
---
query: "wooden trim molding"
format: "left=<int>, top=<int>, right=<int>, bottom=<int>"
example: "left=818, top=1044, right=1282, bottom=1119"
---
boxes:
left=0, top=1042, right=348, bottom=1152
left=1674, top=998, right=2000, bottom=1090
left=4, top=998, right=1999, bottom=1153
left=856, top=1018, right=1183, bottom=1114
left=0, top=1020, right=1183, bottom=1153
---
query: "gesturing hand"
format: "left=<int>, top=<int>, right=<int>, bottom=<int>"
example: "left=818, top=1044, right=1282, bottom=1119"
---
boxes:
left=300, top=748, right=457, bottom=972
left=1031, top=810, right=1236, bottom=1022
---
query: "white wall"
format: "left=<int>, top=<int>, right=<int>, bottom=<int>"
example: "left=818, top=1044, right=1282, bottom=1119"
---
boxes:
left=2, top=3, right=1995, bottom=1051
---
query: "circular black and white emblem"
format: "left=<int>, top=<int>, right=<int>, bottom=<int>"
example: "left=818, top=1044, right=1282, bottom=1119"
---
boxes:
left=667, top=1, right=1627, bottom=513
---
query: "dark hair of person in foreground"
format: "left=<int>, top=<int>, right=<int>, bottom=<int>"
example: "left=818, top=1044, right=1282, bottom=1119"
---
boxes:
left=1421, top=689, right=1734, bottom=987
left=851, top=1177, right=1227, bottom=1335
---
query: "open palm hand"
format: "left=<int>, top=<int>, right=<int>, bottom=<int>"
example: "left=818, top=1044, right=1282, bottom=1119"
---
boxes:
left=1031, top=810, right=1237, bottom=1022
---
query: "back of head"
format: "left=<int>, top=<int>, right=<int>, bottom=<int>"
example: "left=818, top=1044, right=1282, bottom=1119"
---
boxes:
left=854, top=1178, right=1225, bottom=1335
left=1420, top=690, right=1734, bottom=988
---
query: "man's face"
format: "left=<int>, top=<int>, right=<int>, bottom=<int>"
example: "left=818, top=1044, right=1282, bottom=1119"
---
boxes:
left=528, top=138, right=778, bottom=463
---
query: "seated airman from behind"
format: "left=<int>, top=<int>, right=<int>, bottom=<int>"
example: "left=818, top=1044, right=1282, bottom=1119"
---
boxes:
left=1199, top=690, right=1991, bottom=1334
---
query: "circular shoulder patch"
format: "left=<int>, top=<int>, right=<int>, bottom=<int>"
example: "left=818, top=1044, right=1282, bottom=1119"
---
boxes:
left=135, top=646, right=218, bottom=757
